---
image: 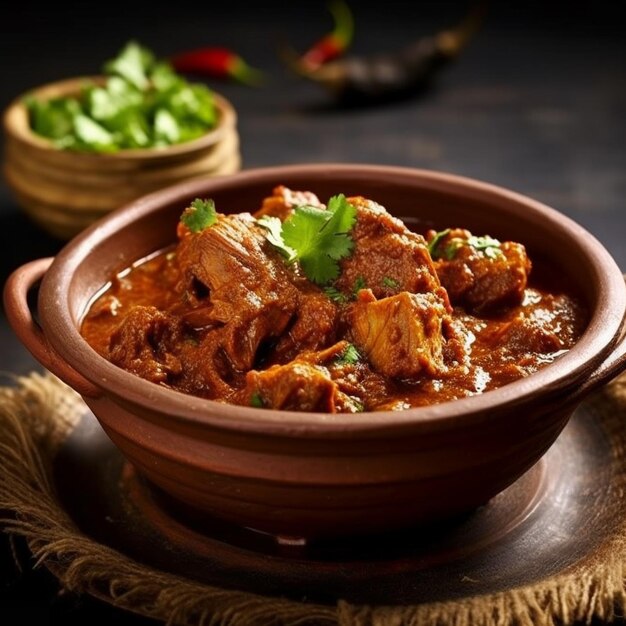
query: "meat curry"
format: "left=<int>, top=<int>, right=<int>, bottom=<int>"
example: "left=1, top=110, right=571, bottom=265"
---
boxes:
left=81, top=186, right=586, bottom=412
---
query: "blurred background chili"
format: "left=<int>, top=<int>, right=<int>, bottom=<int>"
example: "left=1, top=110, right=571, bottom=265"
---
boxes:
left=294, top=0, right=354, bottom=71
left=171, top=47, right=264, bottom=85
left=289, top=2, right=486, bottom=105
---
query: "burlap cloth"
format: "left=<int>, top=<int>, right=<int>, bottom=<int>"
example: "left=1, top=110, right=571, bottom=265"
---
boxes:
left=2, top=371, right=626, bottom=626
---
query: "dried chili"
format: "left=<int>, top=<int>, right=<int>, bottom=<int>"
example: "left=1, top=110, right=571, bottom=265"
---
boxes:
left=299, top=0, right=354, bottom=71
left=289, top=2, right=487, bottom=105
left=171, top=47, right=264, bottom=85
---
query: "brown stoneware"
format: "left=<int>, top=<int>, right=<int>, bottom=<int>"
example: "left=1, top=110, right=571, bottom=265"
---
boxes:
left=4, top=164, right=626, bottom=538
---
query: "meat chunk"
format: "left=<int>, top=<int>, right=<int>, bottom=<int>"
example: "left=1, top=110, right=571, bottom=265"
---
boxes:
left=428, top=228, right=531, bottom=314
left=108, top=306, right=183, bottom=384
left=175, top=328, right=242, bottom=399
left=334, top=197, right=449, bottom=306
left=238, top=342, right=385, bottom=412
left=241, top=360, right=357, bottom=413
left=271, top=289, right=339, bottom=364
left=254, top=185, right=324, bottom=222
left=176, top=213, right=299, bottom=372
left=350, top=290, right=458, bottom=379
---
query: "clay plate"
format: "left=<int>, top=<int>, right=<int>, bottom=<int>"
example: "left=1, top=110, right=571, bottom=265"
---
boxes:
left=54, top=397, right=615, bottom=605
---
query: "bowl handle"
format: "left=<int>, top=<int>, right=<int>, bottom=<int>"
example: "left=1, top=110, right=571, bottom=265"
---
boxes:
left=3, top=258, right=101, bottom=399
left=569, top=274, right=626, bottom=402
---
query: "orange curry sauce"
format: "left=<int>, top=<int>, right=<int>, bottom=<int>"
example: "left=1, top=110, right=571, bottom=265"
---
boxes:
left=81, top=187, right=586, bottom=412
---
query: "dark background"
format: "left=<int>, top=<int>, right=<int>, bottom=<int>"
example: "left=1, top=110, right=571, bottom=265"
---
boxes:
left=1, top=1, right=625, bottom=623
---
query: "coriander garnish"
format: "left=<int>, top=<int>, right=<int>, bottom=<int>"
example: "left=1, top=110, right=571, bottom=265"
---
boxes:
left=465, top=235, right=503, bottom=259
left=427, top=228, right=451, bottom=259
left=180, top=198, right=217, bottom=233
left=429, top=229, right=503, bottom=261
left=352, top=275, right=367, bottom=295
left=382, top=276, right=399, bottom=289
left=250, top=392, right=264, bottom=408
left=26, top=41, right=217, bottom=152
left=335, top=343, right=361, bottom=366
left=256, top=216, right=296, bottom=260
left=323, top=285, right=349, bottom=304
left=260, top=194, right=357, bottom=285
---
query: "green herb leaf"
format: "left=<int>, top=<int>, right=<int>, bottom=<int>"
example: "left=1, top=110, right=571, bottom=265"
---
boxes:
left=27, top=41, right=218, bottom=153
left=467, top=235, right=503, bottom=259
left=86, top=79, right=143, bottom=123
left=250, top=392, right=264, bottom=408
left=281, top=194, right=357, bottom=285
left=427, top=228, right=451, bottom=259
left=323, top=285, right=348, bottom=304
left=349, top=398, right=364, bottom=413
left=104, top=41, right=153, bottom=90
left=73, top=114, right=116, bottom=151
left=154, top=108, right=180, bottom=143
left=429, top=228, right=503, bottom=261
left=180, top=198, right=217, bottom=233
left=335, top=343, right=361, bottom=366
left=27, top=97, right=82, bottom=140
left=353, top=275, right=367, bottom=295
left=150, top=62, right=181, bottom=92
left=382, top=276, right=399, bottom=289
left=163, top=84, right=216, bottom=127
left=257, top=216, right=296, bottom=260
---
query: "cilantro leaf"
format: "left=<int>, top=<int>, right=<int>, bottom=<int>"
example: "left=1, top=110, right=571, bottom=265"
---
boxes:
left=443, top=239, right=463, bottom=260
left=281, top=194, right=357, bottom=285
left=353, top=275, right=367, bottom=295
left=466, top=235, right=503, bottom=259
left=324, top=276, right=365, bottom=304
left=349, top=398, right=364, bottom=413
left=335, top=343, right=361, bottom=366
left=442, top=234, right=503, bottom=260
left=154, top=108, right=181, bottom=143
left=325, top=194, right=358, bottom=240
left=427, top=228, right=451, bottom=259
left=86, top=78, right=142, bottom=122
left=282, top=206, right=328, bottom=258
left=26, top=96, right=81, bottom=140
left=429, top=229, right=503, bottom=261
left=104, top=41, right=153, bottom=90
left=323, top=285, right=348, bottom=304
left=73, top=114, right=117, bottom=151
left=382, top=276, right=399, bottom=289
left=250, top=392, right=264, bottom=408
left=180, top=198, right=217, bottom=233
left=151, top=62, right=181, bottom=92
left=257, top=216, right=296, bottom=260
left=27, top=41, right=218, bottom=153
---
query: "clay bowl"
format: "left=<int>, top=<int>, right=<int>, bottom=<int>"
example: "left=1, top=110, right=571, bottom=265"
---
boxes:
left=5, top=164, right=626, bottom=539
left=3, top=76, right=240, bottom=240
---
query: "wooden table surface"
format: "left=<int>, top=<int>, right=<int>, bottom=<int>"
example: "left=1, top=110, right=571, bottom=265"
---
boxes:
left=1, top=1, right=624, bottom=623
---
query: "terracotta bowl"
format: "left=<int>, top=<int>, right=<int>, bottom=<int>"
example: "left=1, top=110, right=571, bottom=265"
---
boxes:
left=3, top=76, right=240, bottom=240
left=5, top=164, right=626, bottom=538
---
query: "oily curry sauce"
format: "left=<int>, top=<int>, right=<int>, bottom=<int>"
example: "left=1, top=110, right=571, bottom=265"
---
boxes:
left=81, top=186, right=586, bottom=412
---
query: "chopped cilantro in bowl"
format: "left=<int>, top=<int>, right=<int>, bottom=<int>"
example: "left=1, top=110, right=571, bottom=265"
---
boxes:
left=26, top=41, right=218, bottom=152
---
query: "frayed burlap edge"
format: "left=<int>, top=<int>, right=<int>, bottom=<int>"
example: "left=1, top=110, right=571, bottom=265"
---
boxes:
left=1, top=371, right=626, bottom=626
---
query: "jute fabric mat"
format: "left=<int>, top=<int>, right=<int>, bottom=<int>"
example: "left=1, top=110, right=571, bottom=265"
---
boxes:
left=1, top=371, right=626, bottom=626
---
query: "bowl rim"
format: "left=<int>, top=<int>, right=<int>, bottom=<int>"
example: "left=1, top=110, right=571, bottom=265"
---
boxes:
left=3, top=75, right=237, bottom=160
left=39, top=163, right=626, bottom=438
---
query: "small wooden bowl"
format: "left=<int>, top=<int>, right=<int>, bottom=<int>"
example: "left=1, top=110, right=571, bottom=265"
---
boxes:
left=2, top=76, right=241, bottom=239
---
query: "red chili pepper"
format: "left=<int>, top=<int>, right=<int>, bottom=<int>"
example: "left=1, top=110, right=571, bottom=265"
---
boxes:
left=171, top=47, right=264, bottom=86
left=299, top=0, right=354, bottom=71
